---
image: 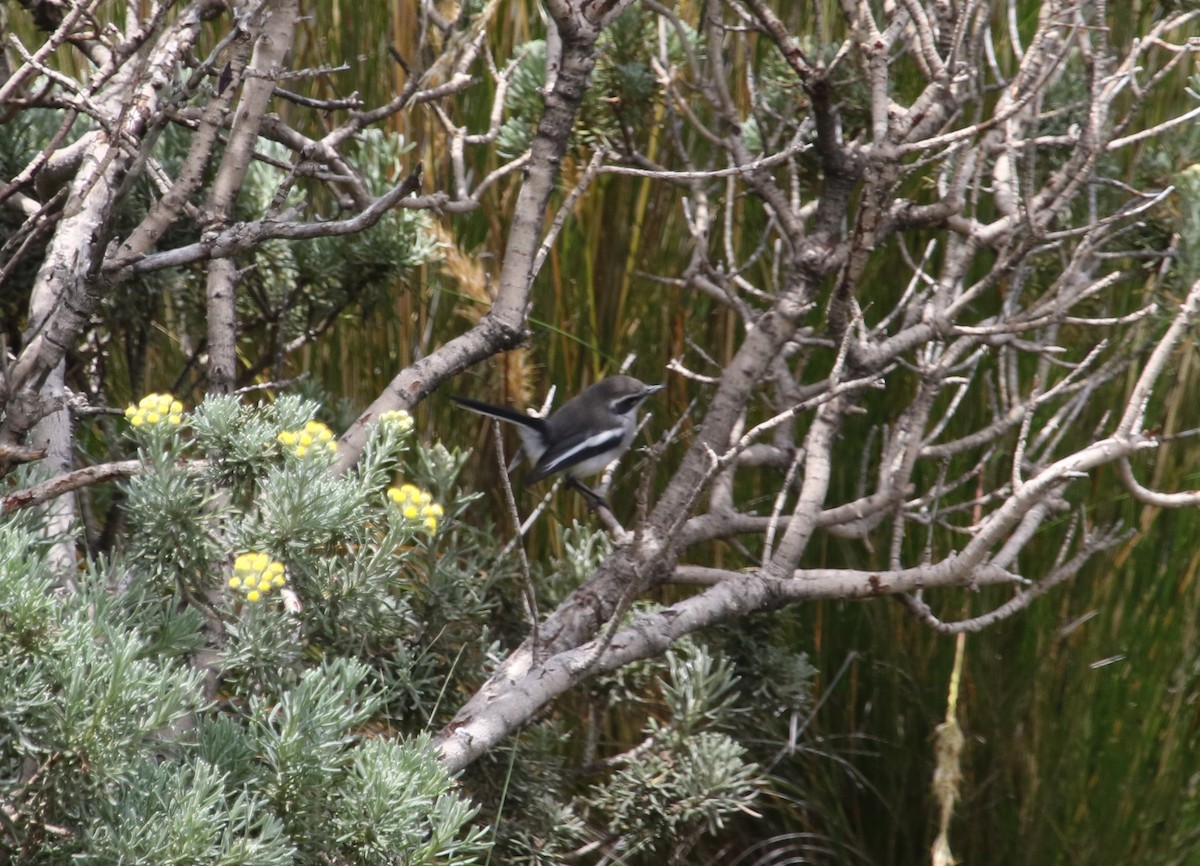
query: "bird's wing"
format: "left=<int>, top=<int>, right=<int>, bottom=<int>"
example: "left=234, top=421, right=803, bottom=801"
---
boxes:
left=528, top=426, right=627, bottom=483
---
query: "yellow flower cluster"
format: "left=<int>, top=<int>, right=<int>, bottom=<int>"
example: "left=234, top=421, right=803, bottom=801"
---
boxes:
left=228, top=552, right=287, bottom=603
left=387, top=483, right=444, bottom=533
left=277, top=420, right=337, bottom=457
left=379, top=409, right=414, bottom=433
left=125, top=393, right=184, bottom=427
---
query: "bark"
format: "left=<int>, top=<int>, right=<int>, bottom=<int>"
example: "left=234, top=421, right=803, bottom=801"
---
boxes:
left=202, top=0, right=298, bottom=394
left=4, top=0, right=1198, bottom=777
left=431, top=1, right=1200, bottom=769
left=1, top=3, right=213, bottom=446
left=331, top=0, right=639, bottom=473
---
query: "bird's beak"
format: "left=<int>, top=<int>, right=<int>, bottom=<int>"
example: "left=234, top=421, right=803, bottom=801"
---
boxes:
left=645, top=384, right=665, bottom=395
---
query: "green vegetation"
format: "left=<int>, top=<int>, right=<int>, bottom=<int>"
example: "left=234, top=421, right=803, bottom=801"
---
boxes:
left=4, top=1, right=1200, bottom=864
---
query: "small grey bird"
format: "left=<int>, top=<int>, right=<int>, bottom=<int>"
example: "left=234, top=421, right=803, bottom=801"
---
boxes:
left=451, top=375, right=664, bottom=508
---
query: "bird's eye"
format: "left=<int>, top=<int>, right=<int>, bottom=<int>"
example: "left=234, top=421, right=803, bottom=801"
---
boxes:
left=612, top=394, right=646, bottom=414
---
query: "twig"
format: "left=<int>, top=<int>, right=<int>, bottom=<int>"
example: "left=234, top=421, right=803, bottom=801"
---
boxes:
left=491, top=420, right=539, bottom=655
left=2, top=459, right=205, bottom=515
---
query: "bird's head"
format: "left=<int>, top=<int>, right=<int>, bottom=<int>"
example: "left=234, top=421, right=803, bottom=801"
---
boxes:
left=595, top=376, right=665, bottom=418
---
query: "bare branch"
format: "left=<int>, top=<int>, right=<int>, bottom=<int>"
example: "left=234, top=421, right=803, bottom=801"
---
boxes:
left=2, top=459, right=143, bottom=515
left=117, top=167, right=426, bottom=276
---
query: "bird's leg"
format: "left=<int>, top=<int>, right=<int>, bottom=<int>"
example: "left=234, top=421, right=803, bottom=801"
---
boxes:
left=567, top=478, right=611, bottom=513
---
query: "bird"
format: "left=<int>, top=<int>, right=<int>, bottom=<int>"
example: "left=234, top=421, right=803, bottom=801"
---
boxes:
left=451, top=375, right=664, bottom=510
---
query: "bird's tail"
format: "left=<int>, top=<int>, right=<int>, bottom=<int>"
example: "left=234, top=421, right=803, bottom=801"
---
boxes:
left=449, top=395, right=546, bottom=433
left=450, top=394, right=549, bottom=474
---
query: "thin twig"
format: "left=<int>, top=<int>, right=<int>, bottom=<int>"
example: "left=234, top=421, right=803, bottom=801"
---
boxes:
left=491, top=420, right=539, bottom=655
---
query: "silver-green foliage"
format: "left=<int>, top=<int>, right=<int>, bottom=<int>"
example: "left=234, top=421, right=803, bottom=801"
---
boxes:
left=240, top=129, right=437, bottom=336
left=496, top=7, right=700, bottom=160
left=0, top=398, right=490, bottom=865
left=3, top=397, right=790, bottom=865
left=78, top=760, right=292, bottom=866
left=582, top=639, right=765, bottom=860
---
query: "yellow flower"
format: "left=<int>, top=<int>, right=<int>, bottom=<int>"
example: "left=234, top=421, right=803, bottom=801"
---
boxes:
left=125, top=392, right=186, bottom=428
left=380, top=410, right=414, bottom=433
left=420, top=503, right=443, bottom=533
left=305, top=420, right=333, bottom=442
left=278, top=421, right=337, bottom=457
left=387, top=484, right=425, bottom=505
left=230, top=551, right=287, bottom=603
left=387, top=484, right=444, bottom=533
